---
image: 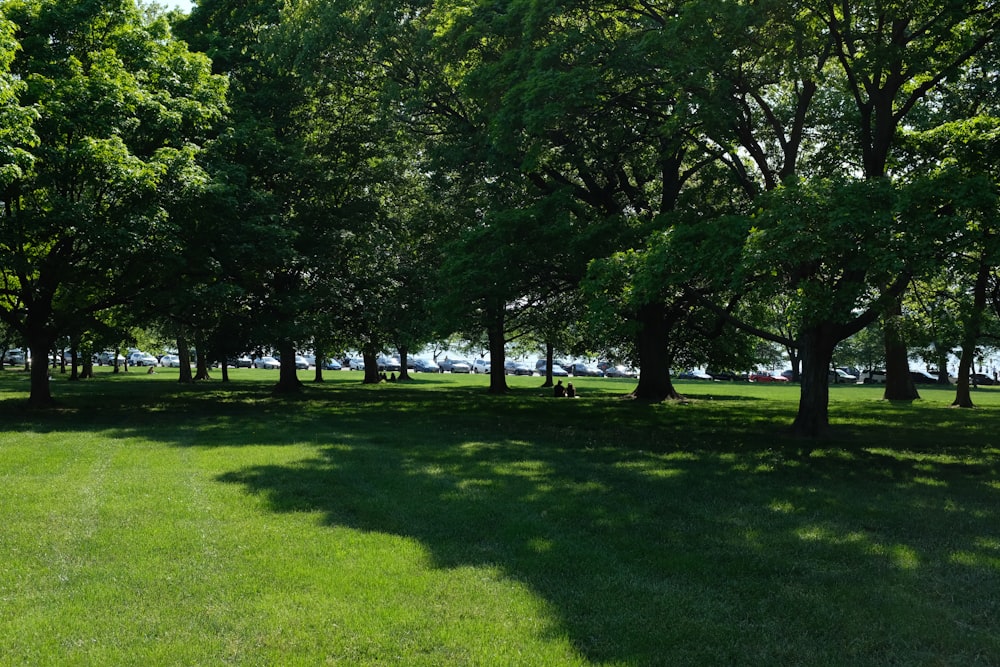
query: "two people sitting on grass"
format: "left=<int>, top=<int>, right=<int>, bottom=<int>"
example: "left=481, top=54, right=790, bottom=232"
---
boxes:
left=553, top=380, right=578, bottom=398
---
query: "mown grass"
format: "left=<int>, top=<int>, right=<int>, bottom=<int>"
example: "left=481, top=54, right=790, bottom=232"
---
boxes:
left=1, top=367, right=998, bottom=665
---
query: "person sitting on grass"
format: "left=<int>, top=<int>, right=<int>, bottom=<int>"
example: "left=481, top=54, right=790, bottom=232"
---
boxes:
left=553, top=380, right=566, bottom=397
left=566, top=382, right=577, bottom=398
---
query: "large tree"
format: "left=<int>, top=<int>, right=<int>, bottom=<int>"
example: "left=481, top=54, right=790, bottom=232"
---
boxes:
left=0, top=0, right=225, bottom=406
left=810, top=0, right=1000, bottom=401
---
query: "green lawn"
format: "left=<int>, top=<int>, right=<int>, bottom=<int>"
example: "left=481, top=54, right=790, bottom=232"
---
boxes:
left=1, top=368, right=998, bottom=665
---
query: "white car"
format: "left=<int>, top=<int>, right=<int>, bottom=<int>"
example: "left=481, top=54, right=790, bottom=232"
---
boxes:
left=159, top=354, right=182, bottom=367
left=128, top=351, right=158, bottom=366
left=829, top=368, right=857, bottom=384
left=254, top=356, right=280, bottom=369
left=472, top=359, right=491, bottom=374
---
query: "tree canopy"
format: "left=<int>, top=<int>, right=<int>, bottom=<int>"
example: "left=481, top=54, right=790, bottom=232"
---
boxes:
left=2, top=0, right=999, bottom=438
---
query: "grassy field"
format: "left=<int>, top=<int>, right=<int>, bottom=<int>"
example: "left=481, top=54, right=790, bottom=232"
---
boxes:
left=1, top=367, right=998, bottom=666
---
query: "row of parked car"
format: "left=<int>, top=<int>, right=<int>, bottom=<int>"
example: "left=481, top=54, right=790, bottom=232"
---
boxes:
left=346, top=355, right=638, bottom=378
left=677, top=366, right=952, bottom=384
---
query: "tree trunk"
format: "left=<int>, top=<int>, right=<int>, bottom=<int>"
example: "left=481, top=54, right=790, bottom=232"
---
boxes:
left=785, top=344, right=801, bottom=382
left=487, top=313, right=508, bottom=394
left=397, top=347, right=412, bottom=381
left=630, top=302, right=683, bottom=401
left=220, top=362, right=230, bottom=383
left=313, top=354, right=324, bottom=383
left=791, top=326, right=835, bottom=438
left=540, top=342, right=554, bottom=388
left=362, top=349, right=380, bottom=384
left=68, top=348, right=80, bottom=381
left=273, top=340, right=302, bottom=393
left=935, top=348, right=951, bottom=385
left=177, top=337, right=193, bottom=383
left=26, top=334, right=56, bottom=408
left=80, top=351, right=94, bottom=379
left=193, top=337, right=211, bottom=381
left=953, top=254, right=990, bottom=408
left=883, top=298, right=919, bottom=401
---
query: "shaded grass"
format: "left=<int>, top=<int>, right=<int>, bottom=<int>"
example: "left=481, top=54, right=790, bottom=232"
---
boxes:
left=1, top=368, right=998, bottom=665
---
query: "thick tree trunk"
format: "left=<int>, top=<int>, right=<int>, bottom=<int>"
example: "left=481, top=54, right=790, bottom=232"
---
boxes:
left=177, top=337, right=193, bottom=383
left=397, top=347, right=412, bottom=382
left=883, top=299, right=919, bottom=401
left=791, top=327, right=835, bottom=437
left=193, top=337, right=211, bottom=381
left=220, top=362, right=230, bottom=383
left=630, top=302, right=682, bottom=401
left=487, top=315, right=508, bottom=394
left=362, top=349, right=380, bottom=384
left=273, top=340, right=302, bottom=393
left=26, top=334, right=56, bottom=408
left=80, top=352, right=94, bottom=379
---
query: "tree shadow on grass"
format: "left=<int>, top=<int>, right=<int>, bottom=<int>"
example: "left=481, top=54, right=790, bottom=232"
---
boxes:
left=3, top=373, right=999, bottom=663
left=214, top=413, right=1000, bottom=665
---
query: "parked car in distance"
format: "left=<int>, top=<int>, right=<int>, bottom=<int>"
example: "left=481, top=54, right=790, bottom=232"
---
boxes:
left=348, top=357, right=365, bottom=371
left=749, top=371, right=789, bottom=383
left=604, top=365, right=636, bottom=378
left=3, top=348, right=25, bottom=365
left=536, top=362, right=569, bottom=377
left=970, top=372, right=995, bottom=385
left=438, top=357, right=471, bottom=373
left=535, top=359, right=570, bottom=373
left=829, top=368, right=857, bottom=384
left=321, top=358, right=342, bottom=371
left=678, top=369, right=712, bottom=380
left=377, top=355, right=401, bottom=372
left=128, top=351, right=158, bottom=367
left=504, top=360, right=534, bottom=376
left=411, top=358, right=438, bottom=373
left=293, top=355, right=311, bottom=370
left=159, top=354, right=181, bottom=367
left=862, top=369, right=886, bottom=383
left=707, top=369, right=743, bottom=381
left=909, top=369, right=939, bottom=384
left=472, top=358, right=491, bottom=374
left=567, top=362, right=603, bottom=377
left=254, top=356, right=280, bottom=369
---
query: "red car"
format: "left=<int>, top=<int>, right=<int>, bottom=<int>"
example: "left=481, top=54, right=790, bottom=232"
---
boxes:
left=749, top=372, right=789, bottom=383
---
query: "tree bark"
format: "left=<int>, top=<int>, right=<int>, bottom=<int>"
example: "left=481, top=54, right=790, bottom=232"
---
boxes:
left=273, top=340, right=302, bottom=393
left=486, top=313, right=508, bottom=394
left=397, top=347, right=412, bottom=381
left=26, top=334, right=56, bottom=408
left=630, top=302, right=682, bottom=401
left=177, top=337, right=194, bottom=383
left=953, top=254, right=990, bottom=408
left=80, top=351, right=94, bottom=379
left=362, top=348, right=380, bottom=384
left=313, top=354, right=324, bottom=383
left=68, top=348, right=79, bottom=381
left=193, top=336, right=211, bottom=381
left=791, top=326, right=836, bottom=438
left=882, top=298, right=919, bottom=401
left=540, top=342, right=554, bottom=388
